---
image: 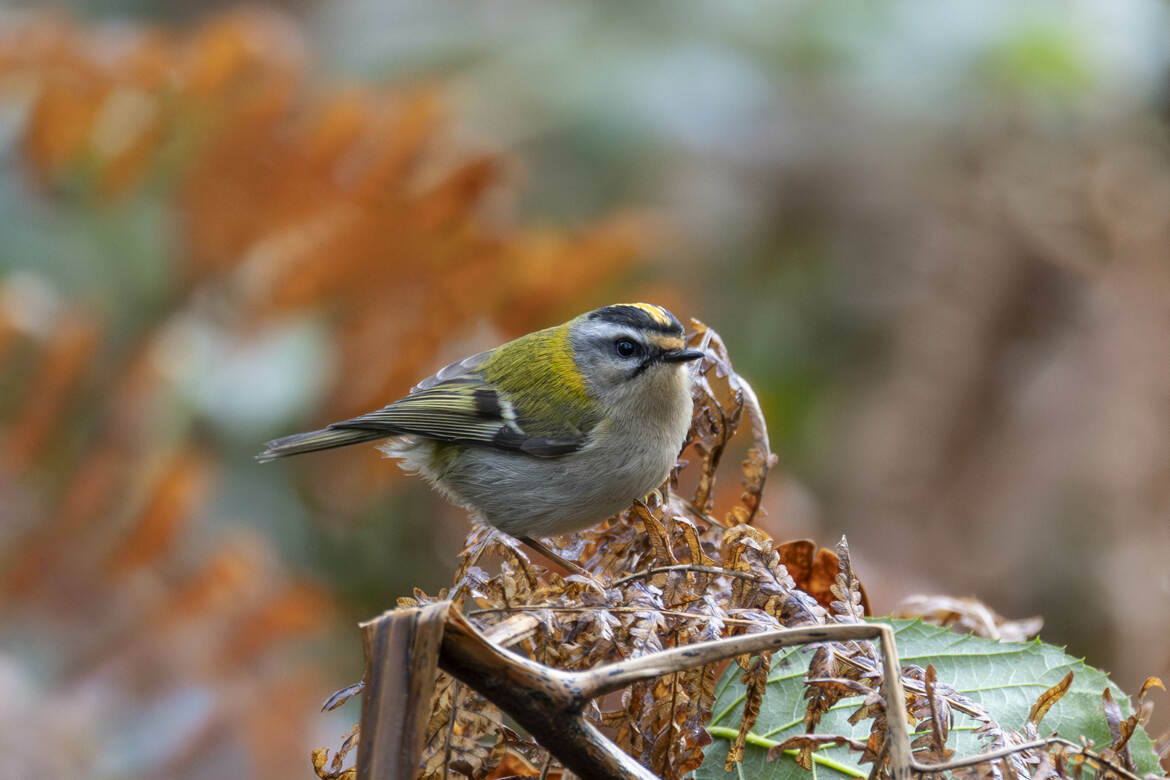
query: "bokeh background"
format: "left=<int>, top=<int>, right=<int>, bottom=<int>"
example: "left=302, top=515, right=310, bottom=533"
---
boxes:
left=2, top=1, right=1169, bottom=778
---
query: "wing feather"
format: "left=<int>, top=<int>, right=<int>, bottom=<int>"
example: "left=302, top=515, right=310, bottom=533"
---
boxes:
left=410, top=350, right=492, bottom=393
left=260, top=343, right=591, bottom=462
left=329, top=374, right=586, bottom=457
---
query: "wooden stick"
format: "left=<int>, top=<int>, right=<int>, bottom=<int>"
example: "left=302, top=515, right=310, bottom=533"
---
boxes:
left=355, top=602, right=448, bottom=780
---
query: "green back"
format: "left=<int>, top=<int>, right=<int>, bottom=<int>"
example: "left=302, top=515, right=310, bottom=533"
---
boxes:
left=479, top=324, right=601, bottom=438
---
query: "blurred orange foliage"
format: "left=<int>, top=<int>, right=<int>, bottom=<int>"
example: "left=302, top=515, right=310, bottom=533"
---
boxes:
left=1, top=311, right=102, bottom=470
left=105, top=448, right=214, bottom=579
left=0, top=9, right=655, bottom=779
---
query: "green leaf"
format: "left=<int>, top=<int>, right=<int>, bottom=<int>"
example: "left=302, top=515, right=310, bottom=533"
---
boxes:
left=699, top=619, right=1162, bottom=780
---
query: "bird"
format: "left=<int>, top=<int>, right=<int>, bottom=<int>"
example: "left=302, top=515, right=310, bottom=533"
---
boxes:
left=258, top=303, right=703, bottom=547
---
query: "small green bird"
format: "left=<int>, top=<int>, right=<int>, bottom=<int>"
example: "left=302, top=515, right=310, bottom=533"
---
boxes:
left=259, top=303, right=703, bottom=539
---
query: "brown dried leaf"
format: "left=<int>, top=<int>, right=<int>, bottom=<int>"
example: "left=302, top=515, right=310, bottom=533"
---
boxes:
left=419, top=677, right=505, bottom=780
left=483, top=745, right=563, bottom=780
left=322, top=681, right=365, bottom=712
left=1101, top=687, right=1124, bottom=745
left=724, top=652, right=771, bottom=772
left=892, top=594, right=1043, bottom=642
left=1135, top=677, right=1164, bottom=728
left=776, top=539, right=837, bottom=611
left=738, top=446, right=777, bottom=526
left=915, top=665, right=955, bottom=765
left=829, top=536, right=869, bottom=621
left=803, top=646, right=841, bottom=730
left=312, top=723, right=359, bottom=780
left=1100, top=687, right=1138, bottom=772
left=635, top=502, right=677, bottom=568
left=677, top=516, right=715, bottom=567
left=1028, top=671, right=1074, bottom=728
left=766, top=734, right=869, bottom=767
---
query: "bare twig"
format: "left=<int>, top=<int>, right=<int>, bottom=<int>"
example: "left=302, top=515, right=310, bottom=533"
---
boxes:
left=916, top=737, right=1146, bottom=780
left=609, top=563, right=761, bottom=588
left=466, top=604, right=777, bottom=628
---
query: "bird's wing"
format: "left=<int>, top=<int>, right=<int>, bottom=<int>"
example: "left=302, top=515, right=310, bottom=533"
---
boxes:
left=410, top=349, right=493, bottom=393
left=330, top=374, right=587, bottom=457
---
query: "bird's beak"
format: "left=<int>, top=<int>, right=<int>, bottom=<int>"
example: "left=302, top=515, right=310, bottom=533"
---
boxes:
left=661, top=348, right=705, bottom=364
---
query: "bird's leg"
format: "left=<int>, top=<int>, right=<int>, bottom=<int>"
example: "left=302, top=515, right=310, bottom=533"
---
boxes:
left=517, top=535, right=592, bottom=579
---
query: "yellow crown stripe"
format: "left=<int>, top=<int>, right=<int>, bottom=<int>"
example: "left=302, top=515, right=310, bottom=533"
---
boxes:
left=628, top=302, right=673, bottom=328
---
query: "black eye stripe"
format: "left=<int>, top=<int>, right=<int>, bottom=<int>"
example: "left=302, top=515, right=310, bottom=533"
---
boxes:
left=629, top=352, right=660, bottom=378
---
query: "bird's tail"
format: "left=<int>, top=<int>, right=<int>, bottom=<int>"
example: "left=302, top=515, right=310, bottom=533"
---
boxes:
left=256, top=426, right=390, bottom=462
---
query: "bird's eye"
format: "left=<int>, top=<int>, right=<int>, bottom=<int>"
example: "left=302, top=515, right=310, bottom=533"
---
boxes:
left=614, top=338, right=639, bottom=358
